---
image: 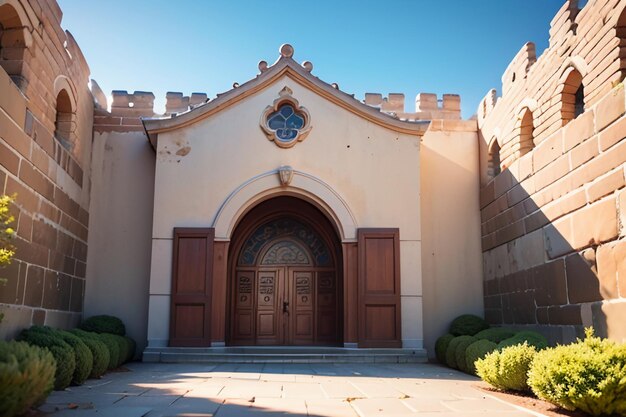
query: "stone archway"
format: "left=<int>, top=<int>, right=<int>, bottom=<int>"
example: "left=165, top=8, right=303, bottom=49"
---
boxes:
left=227, top=196, right=343, bottom=346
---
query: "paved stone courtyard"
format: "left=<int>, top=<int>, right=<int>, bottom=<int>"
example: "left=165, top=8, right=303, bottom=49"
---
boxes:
left=38, top=362, right=544, bottom=417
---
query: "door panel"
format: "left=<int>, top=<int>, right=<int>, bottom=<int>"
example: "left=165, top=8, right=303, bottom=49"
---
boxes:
left=170, top=228, right=214, bottom=347
left=288, top=270, right=315, bottom=345
left=358, top=228, right=402, bottom=348
left=256, top=269, right=282, bottom=345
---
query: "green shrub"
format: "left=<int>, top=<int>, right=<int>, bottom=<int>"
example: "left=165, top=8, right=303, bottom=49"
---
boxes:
left=446, top=335, right=475, bottom=369
left=476, top=342, right=537, bottom=392
left=110, top=334, right=128, bottom=366
left=0, top=340, right=56, bottom=417
left=474, top=328, right=516, bottom=343
left=55, top=330, right=93, bottom=385
left=18, top=327, right=75, bottom=390
left=455, top=336, right=477, bottom=373
left=69, top=329, right=109, bottom=377
left=528, top=328, right=626, bottom=416
left=449, top=314, right=489, bottom=336
left=465, top=339, right=497, bottom=376
left=435, top=334, right=454, bottom=364
left=80, top=315, right=125, bottom=336
left=498, top=331, right=548, bottom=350
left=124, top=336, right=136, bottom=362
left=97, top=333, right=121, bottom=369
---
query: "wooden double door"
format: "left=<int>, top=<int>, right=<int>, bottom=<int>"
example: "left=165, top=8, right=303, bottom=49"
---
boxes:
left=233, top=266, right=337, bottom=345
left=229, top=213, right=340, bottom=346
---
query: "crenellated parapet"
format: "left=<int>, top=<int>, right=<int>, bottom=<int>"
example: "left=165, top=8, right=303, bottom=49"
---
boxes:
left=364, top=92, right=461, bottom=121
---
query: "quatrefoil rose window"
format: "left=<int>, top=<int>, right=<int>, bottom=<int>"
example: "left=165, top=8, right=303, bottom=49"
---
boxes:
left=260, top=87, right=312, bottom=148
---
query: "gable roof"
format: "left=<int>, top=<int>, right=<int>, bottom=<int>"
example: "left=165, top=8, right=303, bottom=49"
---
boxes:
left=142, top=44, right=429, bottom=148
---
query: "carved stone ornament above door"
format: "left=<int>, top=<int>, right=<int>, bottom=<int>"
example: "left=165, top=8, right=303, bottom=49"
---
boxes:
left=260, top=86, right=312, bottom=148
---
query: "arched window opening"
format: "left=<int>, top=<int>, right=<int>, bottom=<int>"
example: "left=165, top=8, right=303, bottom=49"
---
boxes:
left=617, top=7, right=626, bottom=81
left=519, top=108, right=535, bottom=156
left=0, top=4, right=26, bottom=89
left=54, top=90, right=74, bottom=150
left=561, top=68, right=584, bottom=125
left=488, top=140, right=501, bottom=178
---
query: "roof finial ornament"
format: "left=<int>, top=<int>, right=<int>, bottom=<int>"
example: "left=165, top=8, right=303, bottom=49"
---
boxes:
left=258, top=60, right=268, bottom=73
left=279, top=44, right=294, bottom=58
left=302, top=61, right=313, bottom=72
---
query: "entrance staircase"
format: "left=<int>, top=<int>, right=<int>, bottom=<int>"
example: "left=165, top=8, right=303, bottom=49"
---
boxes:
left=142, top=346, right=428, bottom=364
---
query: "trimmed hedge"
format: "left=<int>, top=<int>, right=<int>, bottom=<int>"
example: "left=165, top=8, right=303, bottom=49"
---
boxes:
left=0, top=341, right=56, bottom=417
left=476, top=342, right=537, bottom=392
left=80, top=315, right=125, bottom=336
left=455, top=336, right=477, bottom=373
left=449, top=314, right=489, bottom=336
left=97, top=333, right=121, bottom=369
left=56, top=330, right=93, bottom=385
left=446, top=335, right=475, bottom=369
left=498, top=331, right=547, bottom=350
left=474, top=328, right=516, bottom=343
left=18, top=327, right=75, bottom=390
left=69, top=329, right=109, bottom=377
left=528, top=329, right=626, bottom=416
left=465, top=339, right=497, bottom=376
left=124, top=336, right=136, bottom=362
left=435, top=334, right=454, bottom=364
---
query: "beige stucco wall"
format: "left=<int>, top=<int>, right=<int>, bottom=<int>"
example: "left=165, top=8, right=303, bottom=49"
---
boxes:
left=420, top=121, right=484, bottom=358
left=146, top=74, right=424, bottom=348
left=85, top=130, right=155, bottom=351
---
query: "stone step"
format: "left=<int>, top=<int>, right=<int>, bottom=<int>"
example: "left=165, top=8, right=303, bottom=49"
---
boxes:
left=142, top=347, right=428, bottom=364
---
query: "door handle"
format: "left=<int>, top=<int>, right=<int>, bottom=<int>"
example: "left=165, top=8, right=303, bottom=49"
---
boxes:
left=283, top=301, right=289, bottom=313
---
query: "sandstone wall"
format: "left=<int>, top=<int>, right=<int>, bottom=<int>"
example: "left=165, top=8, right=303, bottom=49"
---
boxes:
left=0, top=0, right=93, bottom=338
left=479, top=0, right=626, bottom=343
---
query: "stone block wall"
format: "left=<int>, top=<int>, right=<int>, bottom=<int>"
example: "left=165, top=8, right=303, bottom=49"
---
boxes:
left=0, top=0, right=93, bottom=339
left=479, top=0, right=626, bottom=343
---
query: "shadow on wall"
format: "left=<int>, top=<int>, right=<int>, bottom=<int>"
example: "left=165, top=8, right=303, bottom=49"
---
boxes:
left=480, top=160, right=622, bottom=345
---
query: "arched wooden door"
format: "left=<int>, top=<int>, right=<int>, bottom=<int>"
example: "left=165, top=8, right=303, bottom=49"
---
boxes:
left=229, top=198, right=341, bottom=346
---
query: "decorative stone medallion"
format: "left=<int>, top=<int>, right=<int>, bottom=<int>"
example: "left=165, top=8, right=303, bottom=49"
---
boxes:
left=260, top=86, right=312, bottom=148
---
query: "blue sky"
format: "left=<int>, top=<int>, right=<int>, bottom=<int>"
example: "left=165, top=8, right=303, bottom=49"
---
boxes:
left=57, top=1, right=564, bottom=118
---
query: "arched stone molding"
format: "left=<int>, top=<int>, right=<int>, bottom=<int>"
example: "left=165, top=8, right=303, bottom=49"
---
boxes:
left=212, top=169, right=358, bottom=242
left=0, top=0, right=35, bottom=45
left=53, top=75, right=78, bottom=109
left=558, top=56, right=588, bottom=83
left=514, top=98, right=538, bottom=116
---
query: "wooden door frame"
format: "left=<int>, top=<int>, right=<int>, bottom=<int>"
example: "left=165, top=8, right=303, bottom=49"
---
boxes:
left=226, top=196, right=343, bottom=346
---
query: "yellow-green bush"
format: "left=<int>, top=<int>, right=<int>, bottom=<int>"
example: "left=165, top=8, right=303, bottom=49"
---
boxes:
left=465, top=339, right=497, bottom=376
left=455, top=336, right=477, bottom=373
left=476, top=342, right=537, bottom=392
left=435, top=334, right=454, bottom=364
left=449, top=314, right=489, bottom=336
left=446, top=335, right=475, bottom=369
left=0, top=341, right=56, bottom=417
left=528, top=329, right=626, bottom=416
left=18, top=327, right=76, bottom=390
left=56, top=330, right=93, bottom=385
left=69, top=329, right=109, bottom=377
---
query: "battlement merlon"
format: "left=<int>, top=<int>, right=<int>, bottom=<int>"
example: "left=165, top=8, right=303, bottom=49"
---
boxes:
left=501, top=42, right=537, bottom=97
left=364, top=92, right=461, bottom=120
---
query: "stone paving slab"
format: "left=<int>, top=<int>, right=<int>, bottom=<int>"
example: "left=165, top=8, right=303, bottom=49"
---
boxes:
left=37, top=362, right=546, bottom=417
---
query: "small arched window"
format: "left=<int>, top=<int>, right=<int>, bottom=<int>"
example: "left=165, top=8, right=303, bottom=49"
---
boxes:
left=519, top=108, right=535, bottom=156
left=488, top=139, right=501, bottom=178
left=561, top=68, right=584, bottom=125
left=0, top=4, right=27, bottom=89
left=54, top=90, right=74, bottom=150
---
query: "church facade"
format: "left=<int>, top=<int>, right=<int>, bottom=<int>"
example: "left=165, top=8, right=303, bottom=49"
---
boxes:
left=0, top=0, right=625, bottom=358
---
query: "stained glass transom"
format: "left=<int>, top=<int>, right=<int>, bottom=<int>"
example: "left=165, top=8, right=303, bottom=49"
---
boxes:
left=261, top=240, right=311, bottom=265
left=267, top=104, right=305, bottom=142
left=238, top=218, right=332, bottom=266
